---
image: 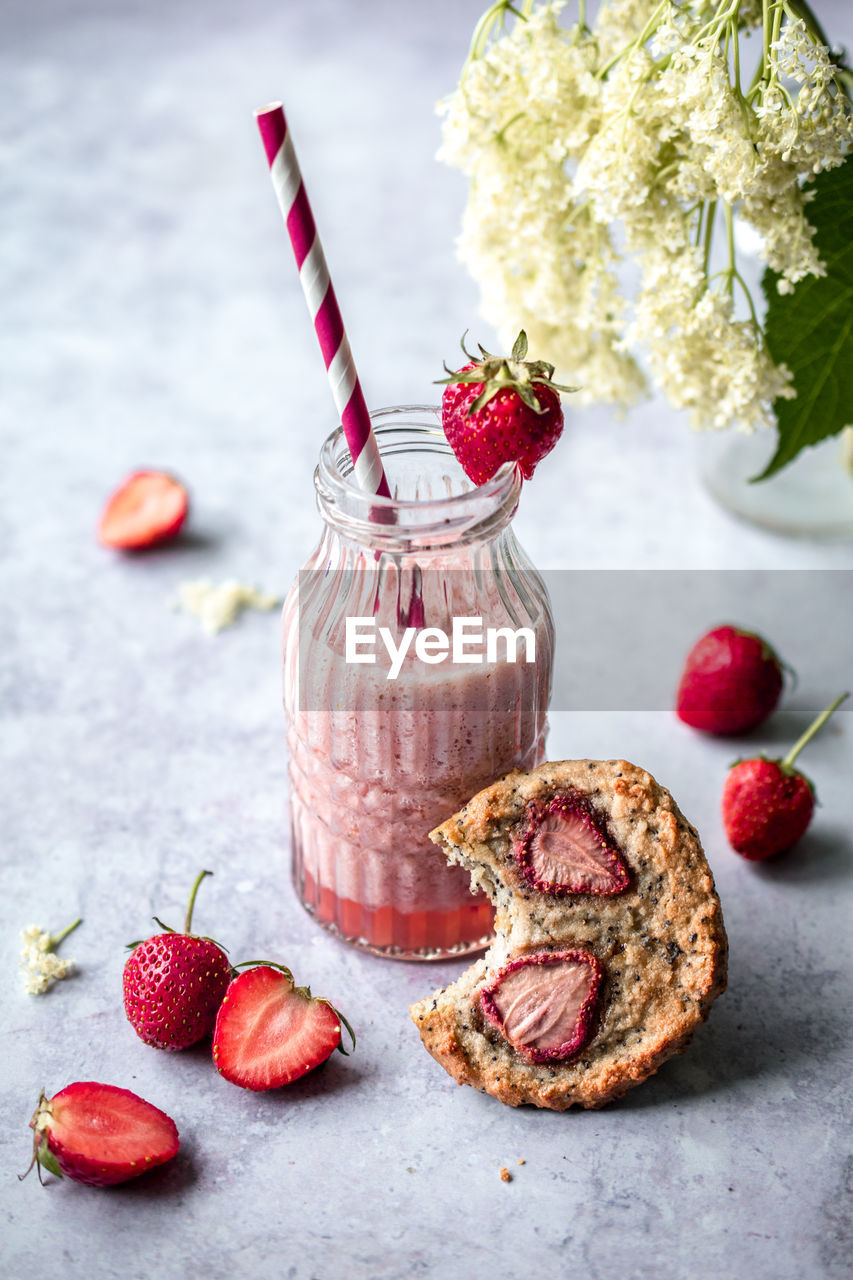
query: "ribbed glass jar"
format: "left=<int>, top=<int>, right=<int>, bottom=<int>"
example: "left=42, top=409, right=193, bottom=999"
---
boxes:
left=283, top=406, right=554, bottom=959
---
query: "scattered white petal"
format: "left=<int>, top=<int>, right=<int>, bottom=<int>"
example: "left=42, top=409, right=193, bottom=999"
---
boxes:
left=174, top=579, right=281, bottom=634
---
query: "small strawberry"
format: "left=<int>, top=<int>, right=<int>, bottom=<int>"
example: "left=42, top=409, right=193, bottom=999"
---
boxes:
left=722, top=692, right=849, bottom=860
left=23, top=1082, right=179, bottom=1187
left=676, top=624, right=786, bottom=735
left=123, top=870, right=231, bottom=1051
left=437, top=331, right=576, bottom=484
left=213, top=962, right=356, bottom=1091
left=98, top=469, right=188, bottom=549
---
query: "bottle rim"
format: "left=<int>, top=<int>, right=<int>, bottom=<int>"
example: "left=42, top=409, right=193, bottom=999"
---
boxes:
left=314, top=405, right=521, bottom=546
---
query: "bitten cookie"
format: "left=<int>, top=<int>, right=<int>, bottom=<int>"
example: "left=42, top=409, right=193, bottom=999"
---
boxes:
left=410, top=760, right=727, bottom=1110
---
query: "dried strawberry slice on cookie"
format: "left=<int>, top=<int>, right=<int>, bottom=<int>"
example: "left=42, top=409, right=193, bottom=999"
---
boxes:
left=514, top=793, right=629, bottom=895
left=481, top=950, right=603, bottom=1063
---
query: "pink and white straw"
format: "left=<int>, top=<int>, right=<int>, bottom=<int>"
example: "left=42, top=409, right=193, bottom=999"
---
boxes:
left=255, top=102, right=391, bottom=500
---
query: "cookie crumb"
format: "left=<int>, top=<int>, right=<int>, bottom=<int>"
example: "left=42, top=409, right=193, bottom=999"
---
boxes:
left=517, top=1158, right=526, bottom=1165
left=500, top=1166, right=512, bottom=1182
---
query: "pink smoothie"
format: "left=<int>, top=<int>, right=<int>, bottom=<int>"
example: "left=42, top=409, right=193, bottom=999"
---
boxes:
left=285, top=610, right=551, bottom=956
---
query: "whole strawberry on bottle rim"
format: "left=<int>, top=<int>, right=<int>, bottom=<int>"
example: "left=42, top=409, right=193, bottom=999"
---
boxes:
left=438, top=331, right=576, bottom=485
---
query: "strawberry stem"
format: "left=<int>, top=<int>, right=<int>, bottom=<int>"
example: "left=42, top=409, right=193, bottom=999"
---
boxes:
left=782, top=692, right=849, bottom=771
left=48, top=918, right=82, bottom=950
left=184, top=869, right=213, bottom=934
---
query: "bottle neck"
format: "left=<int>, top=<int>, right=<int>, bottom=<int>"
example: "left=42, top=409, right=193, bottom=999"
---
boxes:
left=314, top=408, right=521, bottom=556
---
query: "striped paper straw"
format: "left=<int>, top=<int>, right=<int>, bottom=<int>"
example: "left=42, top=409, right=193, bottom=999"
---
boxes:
left=255, top=102, right=391, bottom=500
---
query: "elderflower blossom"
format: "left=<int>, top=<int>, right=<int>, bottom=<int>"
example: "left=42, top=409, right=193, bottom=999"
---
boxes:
left=439, top=0, right=852, bottom=435
left=20, top=925, right=77, bottom=995
left=763, top=20, right=853, bottom=172
left=439, top=3, right=645, bottom=406
left=632, top=285, right=795, bottom=431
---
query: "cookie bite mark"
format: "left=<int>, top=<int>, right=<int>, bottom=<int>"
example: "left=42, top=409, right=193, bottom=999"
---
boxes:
left=515, top=794, right=630, bottom=896
left=481, top=950, right=604, bottom=1063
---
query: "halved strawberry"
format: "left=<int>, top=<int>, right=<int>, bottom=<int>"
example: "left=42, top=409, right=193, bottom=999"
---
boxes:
left=212, top=963, right=355, bottom=1091
left=514, top=793, right=629, bottom=895
left=25, top=1082, right=179, bottom=1187
left=480, top=950, right=603, bottom=1062
left=98, top=470, right=188, bottom=550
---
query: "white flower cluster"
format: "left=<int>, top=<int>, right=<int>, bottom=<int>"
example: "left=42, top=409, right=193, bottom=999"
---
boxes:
left=20, top=925, right=77, bottom=995
left=439, top=0, right=852, bottom=432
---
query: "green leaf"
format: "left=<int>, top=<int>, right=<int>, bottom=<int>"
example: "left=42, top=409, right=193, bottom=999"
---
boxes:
left=759, top=160, right=853, bottom=481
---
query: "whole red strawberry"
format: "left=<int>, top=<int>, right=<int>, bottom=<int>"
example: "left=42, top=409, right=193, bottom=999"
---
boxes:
left=438, top=331, right=575, bottom=484
left=24, top=1082, right=179, bottom=1187
left=213, top=962, right=355, bottom=1091
left=722, top=693, right=848, bottom=860
left=123, top=870, right=231, bottom=1051
left=676, top=624, right=785, bottom=735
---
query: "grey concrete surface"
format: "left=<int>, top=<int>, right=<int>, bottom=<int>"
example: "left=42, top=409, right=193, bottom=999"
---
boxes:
left=2, top=3, right=851, bottom=1278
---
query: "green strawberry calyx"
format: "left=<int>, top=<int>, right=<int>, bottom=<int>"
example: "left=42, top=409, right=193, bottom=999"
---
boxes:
left=20, top=1091, right=63, bottom=1184
left=436, top=330, right=578, bottom=416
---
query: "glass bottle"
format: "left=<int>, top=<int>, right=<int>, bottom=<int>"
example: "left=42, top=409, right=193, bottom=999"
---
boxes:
left=283, top=406, right=554, bottom=959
